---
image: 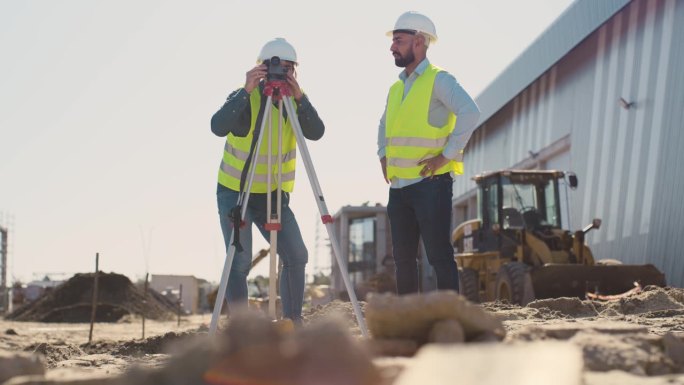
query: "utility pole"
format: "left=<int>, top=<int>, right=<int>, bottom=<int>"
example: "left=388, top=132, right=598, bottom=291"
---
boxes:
left=0, top=226, right=7, bottom=313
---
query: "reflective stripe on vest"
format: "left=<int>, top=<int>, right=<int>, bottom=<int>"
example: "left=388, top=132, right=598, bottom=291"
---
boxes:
left=219, top=160, right=296, bottom=184
left=217, top=90, right=297, bottom=193
left=223, top=142, right=297, bottom=164
left=385, top=64, right=463, bottom=180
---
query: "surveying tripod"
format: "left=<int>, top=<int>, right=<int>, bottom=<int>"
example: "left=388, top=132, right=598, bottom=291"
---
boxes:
left=209, top=78, right=369, bottom=338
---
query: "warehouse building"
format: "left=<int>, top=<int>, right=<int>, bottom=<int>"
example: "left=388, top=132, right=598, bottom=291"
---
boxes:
left=453, top=0, right=684, bottom=287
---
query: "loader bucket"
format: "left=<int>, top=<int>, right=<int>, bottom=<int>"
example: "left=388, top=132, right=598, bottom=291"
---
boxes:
left=529, top=264, right=666, bottom=300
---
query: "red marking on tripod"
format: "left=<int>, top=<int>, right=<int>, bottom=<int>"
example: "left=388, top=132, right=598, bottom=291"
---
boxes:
left=263, top=80, right=291, bottom=99
left=264, top=223, right=282, bottom=231
left=321, top=215, right=333, bottom=224
left=240, top=221, right=246, bottom=229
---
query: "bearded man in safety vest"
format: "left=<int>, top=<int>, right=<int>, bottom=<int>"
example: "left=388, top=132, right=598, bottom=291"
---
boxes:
left=378, top=12, right=481, bottom=294
left=211, top=38, right=324, bottom=323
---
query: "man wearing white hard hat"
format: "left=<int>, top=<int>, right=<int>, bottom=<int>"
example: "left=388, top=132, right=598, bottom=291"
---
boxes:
left=378, top=12, right=481, bottom=294
left=211, top=38, right=325, bottom=323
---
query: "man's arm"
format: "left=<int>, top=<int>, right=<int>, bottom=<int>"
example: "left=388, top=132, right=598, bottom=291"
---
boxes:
left=296, top=94, right=325, bottom=141
left=434, top=72, right=481, bottom=161
left=210, top=88, right=252, bottom=138
left=377, top=102, right=389, bottom=184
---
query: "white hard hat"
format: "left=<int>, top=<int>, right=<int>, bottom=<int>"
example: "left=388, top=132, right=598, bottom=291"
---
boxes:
left=257, top=37, right=297, bottom=64
left=387, top=11, right=438, bottom=43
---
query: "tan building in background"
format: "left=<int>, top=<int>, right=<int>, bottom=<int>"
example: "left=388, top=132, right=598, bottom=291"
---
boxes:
left=150, top=274, right=200, bottom=314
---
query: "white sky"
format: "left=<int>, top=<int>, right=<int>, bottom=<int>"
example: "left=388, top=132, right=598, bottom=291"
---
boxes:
left=0, top=0, right=574, bottom=284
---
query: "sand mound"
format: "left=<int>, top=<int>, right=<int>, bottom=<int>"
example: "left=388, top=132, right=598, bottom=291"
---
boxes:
left=80, top=330, right=196, bottom=358
left=664, top=287, right=684, bottom=305
left=486, top=287, right=684, bottom=321
left=527, top=297, right=599, bottom=318
left=304, top=300, right=366, bottom=336
left=600, top=287, right=684, bottom=315
left=24, top=342, right=84, bottom=368
left=7, top=272, right=177, bottom=322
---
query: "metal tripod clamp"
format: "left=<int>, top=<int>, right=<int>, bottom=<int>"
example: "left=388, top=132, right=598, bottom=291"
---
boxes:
left=263, top=80, right=291, bottom=100
left=321, top=215, right=334, bottom=224
left=264, top=223, right=282, bottom=231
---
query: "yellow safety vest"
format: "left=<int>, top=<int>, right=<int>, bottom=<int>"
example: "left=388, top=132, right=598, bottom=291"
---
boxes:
left=218, top=90, right=297, bottom=193
left=385, top=64, right=463, bottom=180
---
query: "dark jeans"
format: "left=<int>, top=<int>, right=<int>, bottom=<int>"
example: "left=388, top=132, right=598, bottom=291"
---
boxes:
left=387, top=173, right=459, bottom=294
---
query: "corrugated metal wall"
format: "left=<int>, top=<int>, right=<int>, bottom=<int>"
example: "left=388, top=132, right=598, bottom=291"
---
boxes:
left=455, top=0, right=684, bottom=286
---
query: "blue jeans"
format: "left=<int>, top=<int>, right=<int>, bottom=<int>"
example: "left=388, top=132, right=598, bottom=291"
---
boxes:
left=387, top=173, right=459, bottom=294
left=217, top=184, right=308, bottom=321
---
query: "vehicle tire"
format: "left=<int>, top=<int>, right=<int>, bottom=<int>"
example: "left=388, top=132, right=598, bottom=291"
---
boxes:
left=496, top=262, right=533, bottom=305
left=458, top=268, right=480, bottom=303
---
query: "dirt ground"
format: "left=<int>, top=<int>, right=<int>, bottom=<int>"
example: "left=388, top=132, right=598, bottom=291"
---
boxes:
left=0, top=313, right=208, bottom=376
left=1, top=286, right=684, bottom=384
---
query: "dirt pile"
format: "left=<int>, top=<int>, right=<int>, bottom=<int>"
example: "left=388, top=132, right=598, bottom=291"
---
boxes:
left=7, top=272, right=178, bottom=322
left=83, top=331, right=195, bottom=358
left=304, top=300, right=366, bottom=336
left=25, top=342, right=85, bottom=368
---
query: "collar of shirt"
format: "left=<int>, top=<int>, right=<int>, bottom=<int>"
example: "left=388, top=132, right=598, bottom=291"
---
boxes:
left=398, top=58, right=430, bottom=82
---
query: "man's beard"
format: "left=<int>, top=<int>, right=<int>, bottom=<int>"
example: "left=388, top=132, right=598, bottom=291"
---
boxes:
left=394, top=50, right=415, bottom=67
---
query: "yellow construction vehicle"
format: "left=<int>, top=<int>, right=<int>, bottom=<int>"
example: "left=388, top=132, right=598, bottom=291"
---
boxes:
left=207, top=248, right=271, bottom=309
left=452, top=170, right=666, bottom=305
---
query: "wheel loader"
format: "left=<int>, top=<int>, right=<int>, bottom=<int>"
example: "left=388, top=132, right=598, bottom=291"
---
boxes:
left=452, top=169, right=666, bottom=305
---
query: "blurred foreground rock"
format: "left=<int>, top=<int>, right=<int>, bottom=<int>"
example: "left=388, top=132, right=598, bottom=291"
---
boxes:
left=514, top=321, right=684, bottom=375
left=393, top=342, right=583, bottom=385
left=0, top=351, right=45, bottom=383
left=116, top=311, right=379, bottom=385
left=365, top=291, right=504, bottom=355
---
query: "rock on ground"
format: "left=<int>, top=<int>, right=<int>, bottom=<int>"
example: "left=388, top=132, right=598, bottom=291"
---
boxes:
left=365, top=291, right=504, bottom=344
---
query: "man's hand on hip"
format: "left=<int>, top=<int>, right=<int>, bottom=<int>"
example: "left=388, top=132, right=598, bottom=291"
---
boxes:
left=418, top=154, right=449, bottom=177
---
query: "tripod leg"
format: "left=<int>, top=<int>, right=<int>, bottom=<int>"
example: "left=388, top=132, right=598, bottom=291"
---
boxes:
left=270, top=99, right=284, bottom=319
left=268, top=233, right=278, bottom=318
left=267, top=105, right=277, bottom=319
left=209, top=95, right=274, bottom=335
left=282, top=97, right=369, bottom=338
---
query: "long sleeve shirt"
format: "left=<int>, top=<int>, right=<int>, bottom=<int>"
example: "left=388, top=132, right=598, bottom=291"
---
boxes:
left=377, top=58, right=481, bottom=189
left=211, top=83, right=325, bottom=140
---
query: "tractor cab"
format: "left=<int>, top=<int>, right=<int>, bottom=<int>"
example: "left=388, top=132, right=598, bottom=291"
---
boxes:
left=473, top=170, right=572, bottom=261
left=480, top=170, right=564, bottom=229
